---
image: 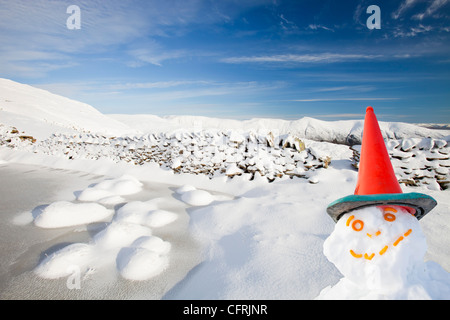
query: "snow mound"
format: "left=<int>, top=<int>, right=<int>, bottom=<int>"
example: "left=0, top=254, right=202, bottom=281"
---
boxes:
left=175, top=184, right=196, bottom=194
left=180, top=189, right=214, bottom=206
left=93, top=221, right=153, bottom=249
left=130, top=236, right=172, bottom=255
left=34, top=243, right=94, bottom=279
left=116, top=247, right=169, bottom=281
left=145, top=209, right=178, bottom=228
left=114, top=201, right=177, bottom=227
left=34, top=201, right=113, bottom=229
left=77, top=175, right=143, bottom=202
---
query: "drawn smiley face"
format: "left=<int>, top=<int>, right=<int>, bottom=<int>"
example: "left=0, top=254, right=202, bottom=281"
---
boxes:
left=345, top=206, right=413, bottom=261
left=323, top=204, right=428, bottom=289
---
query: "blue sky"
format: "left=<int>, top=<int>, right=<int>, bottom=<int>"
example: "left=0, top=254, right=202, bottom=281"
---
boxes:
left=1, top=0, right=449, bottom=123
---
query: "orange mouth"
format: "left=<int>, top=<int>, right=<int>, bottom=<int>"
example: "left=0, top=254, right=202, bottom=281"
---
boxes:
left=349, top=228, right=413, bottom=260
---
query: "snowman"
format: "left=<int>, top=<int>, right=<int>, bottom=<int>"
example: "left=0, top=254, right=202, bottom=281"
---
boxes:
left=316, top=107, right=450, bottom=300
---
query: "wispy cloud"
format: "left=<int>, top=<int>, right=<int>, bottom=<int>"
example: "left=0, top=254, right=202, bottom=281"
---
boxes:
left=307, top=24, right=334, bottom=32
left=33, top=79, right=286, bottom=110
left=107, top=80, right=213, bottom=90
left=392, top=0, right=421, bottom=19
left=126, top=45, right=188, bottom=67
left=278, top=14, right=299, bottom=33
left=392, top=0, right=450, bottom=20
left=0, top=0, right=152, bottom=76
left=221, top=53, right=382, bottom=64
left=392, top=24, right=433, bottom=38
left=292, top=98, right=401, bottom=102
left=309, top=113, right=365, bottom=119
left=0, top=0, right=270, bottom=76
left=413, top=0, right=450, bottom=20
left=314, top=85, right=376, bottom=93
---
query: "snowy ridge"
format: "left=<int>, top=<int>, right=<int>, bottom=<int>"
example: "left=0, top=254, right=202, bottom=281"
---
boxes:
left=110, top=113, right=450, bottom=145
left=1, top=78, right=448, bottom=145
left=0, top=78, right=132, bottom=139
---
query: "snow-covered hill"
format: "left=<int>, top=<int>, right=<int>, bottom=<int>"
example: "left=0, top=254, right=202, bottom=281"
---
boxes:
left=0, top=78, right=133, bottom=139
left=110, top=113, right=450, bottom=145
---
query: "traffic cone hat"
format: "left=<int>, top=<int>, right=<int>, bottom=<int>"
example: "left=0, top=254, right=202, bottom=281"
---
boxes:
left=327, top=106, right=437, bottom=223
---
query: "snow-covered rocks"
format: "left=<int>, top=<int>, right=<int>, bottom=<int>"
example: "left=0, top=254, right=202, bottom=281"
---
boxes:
left=1, top=124, right=332, bottom=183
left=351, top=137, right=449, bottom=190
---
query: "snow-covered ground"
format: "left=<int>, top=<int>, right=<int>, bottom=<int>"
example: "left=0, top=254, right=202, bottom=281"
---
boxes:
left=0, top=78, right=449, bottom=299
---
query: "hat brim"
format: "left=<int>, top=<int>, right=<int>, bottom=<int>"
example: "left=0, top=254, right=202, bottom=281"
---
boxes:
left=326, top=192, right=437, bottom=223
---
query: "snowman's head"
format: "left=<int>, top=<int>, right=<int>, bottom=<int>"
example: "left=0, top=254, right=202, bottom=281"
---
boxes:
left=324, top=205, right=427, bottom=291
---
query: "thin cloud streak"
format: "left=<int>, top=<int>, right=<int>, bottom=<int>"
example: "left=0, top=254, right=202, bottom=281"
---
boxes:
left=221, top=53, right=383, bottom=64
left=292, top=98, right=401, bottom=102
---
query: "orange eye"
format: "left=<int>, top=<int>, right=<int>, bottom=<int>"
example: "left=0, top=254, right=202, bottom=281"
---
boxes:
left=384, top=213, right=396, bottom=222
left=352, top=220, right=364, bottom=231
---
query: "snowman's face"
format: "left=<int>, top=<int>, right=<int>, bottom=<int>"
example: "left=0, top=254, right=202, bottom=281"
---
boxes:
left=345, top=206, right=413, bottom=261
left=323, top=205, right=427, bottom=289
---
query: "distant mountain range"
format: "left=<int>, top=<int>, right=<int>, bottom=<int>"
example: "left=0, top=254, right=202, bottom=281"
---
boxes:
left=1, top=78, right=449, bottom=145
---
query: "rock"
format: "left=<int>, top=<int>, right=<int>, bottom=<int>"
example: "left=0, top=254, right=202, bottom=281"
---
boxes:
left=19, top=135, right=36, bottom=143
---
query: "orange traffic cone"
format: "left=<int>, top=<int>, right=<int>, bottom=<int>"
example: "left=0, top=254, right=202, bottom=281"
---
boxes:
left=326, top=106, right=436, bottom=222
left=354, top=106, right=403, bottom=195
